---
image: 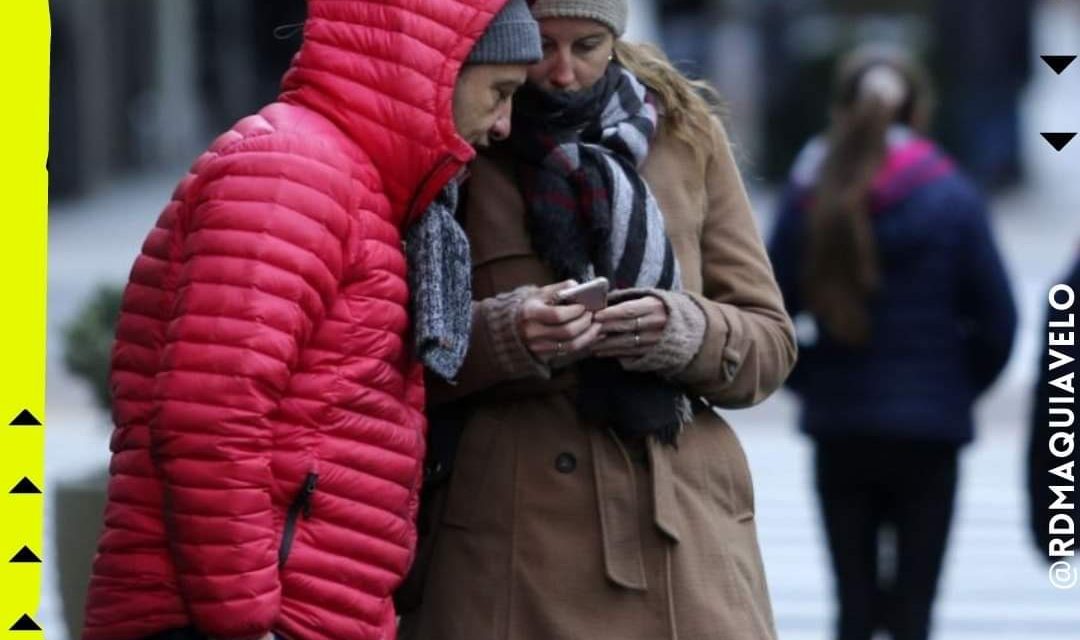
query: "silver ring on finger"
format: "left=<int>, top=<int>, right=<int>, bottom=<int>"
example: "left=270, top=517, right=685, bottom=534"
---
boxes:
left=557, top=341, right=566, bottom=356
left=634, top=332, right=641, bottom=347
left=634, top=316, right=641, bottom=332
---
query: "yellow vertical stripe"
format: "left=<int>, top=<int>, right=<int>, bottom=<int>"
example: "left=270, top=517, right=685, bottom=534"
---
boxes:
left=0, top=1, right=49, bottom=637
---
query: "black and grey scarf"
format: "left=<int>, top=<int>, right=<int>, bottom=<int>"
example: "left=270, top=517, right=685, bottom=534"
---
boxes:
left=511, top=63, right=691, bottom=445
left=405, top=180, right=472, bottom=381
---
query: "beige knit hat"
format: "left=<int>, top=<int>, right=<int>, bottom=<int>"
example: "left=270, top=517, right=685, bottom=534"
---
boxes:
left=530, top=0, right=628, bottom=37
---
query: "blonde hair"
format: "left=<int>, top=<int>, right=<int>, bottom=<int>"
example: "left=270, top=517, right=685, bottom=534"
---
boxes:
left=613, top=40, right=725, bottom=172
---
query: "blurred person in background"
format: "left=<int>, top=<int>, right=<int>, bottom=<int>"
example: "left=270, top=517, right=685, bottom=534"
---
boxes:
left=79, top=2, right=541, bottom=640
left=397, top=0, right=797, bottom=638
left=932, top=0, right=1034, bottom=190
left=1027, top=249, right=1079, bottom=563
left=657, top=0, right=720, bottom=80
left=768, top=46, right=1018, bottom=640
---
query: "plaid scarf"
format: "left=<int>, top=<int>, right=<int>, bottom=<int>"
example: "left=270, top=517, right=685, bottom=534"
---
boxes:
left=511, top=63, right=681, bottom=290
left=511, top=64, right=691, bottom=445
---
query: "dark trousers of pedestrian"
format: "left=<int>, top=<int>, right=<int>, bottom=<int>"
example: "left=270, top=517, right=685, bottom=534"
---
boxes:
left=814, top=435, right=960, bottom=640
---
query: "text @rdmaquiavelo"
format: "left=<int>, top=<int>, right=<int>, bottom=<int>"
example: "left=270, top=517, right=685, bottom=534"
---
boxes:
left=1046, top=283, right=1077, bottom=590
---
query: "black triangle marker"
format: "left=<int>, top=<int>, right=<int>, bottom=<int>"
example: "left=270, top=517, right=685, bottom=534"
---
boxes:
left=1041, top=55, right=1077, bottom=75
left=10, top=614, right=41, bottom=631
left=10, top=478, right=42, bottom=494
left=10, top=409, right=41, bottom=426
left=10, top=546, right=41, bottom=563
left=1042, top=132, right=1077, bottom=151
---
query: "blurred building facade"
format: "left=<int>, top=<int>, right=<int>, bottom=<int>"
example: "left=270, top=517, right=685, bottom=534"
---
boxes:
left=50, top=0, right=1034, bottom=195
left=50, top=0, right=305, bottom=199
left=654, top=0, right=1031, bottom=185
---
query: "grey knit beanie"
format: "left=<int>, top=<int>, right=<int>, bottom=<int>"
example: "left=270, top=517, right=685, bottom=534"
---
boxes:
left=467, top=0, right=543, bottom=65
left=530, top=0, right=628, bottom=37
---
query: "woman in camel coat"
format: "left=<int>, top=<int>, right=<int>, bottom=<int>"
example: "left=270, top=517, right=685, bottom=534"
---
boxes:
left=399, top=2, right=796, bottom=637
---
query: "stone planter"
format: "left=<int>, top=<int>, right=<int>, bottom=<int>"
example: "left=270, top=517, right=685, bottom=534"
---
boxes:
left=55, top=469, right=108, bottom=640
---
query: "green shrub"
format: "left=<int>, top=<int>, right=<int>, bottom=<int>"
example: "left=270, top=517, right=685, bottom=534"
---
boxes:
left=62, top=284, right=124, bottom=413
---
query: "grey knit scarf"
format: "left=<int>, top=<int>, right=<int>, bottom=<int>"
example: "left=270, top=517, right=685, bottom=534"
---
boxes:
left=405, top=181, right=472, bottom=381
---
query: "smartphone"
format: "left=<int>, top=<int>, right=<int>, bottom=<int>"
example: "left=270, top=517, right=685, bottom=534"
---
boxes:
left=553, top=277, right=609, bottom=312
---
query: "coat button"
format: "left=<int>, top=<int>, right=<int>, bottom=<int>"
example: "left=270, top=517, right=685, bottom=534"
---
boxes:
left=554, top=452, right=577, bottom=474
left=724, top=360, right=739, bottom=380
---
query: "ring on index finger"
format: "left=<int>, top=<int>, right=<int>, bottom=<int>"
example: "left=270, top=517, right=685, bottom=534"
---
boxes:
left=634, top=332, right=641, bottom=347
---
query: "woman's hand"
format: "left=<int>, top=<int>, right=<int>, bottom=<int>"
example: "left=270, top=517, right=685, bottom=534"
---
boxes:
left=592, top=295, right=669, bottom=359
left=519, top=281, right=605, bottom=365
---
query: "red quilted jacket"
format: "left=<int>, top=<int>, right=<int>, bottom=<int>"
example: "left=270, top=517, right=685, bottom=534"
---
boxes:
left=82, top=2, right=510, bottom=640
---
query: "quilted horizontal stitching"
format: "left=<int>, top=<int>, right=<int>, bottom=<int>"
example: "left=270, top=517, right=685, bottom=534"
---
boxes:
left=182, top=227, right=342, bottom=288
left=131, top=251, right=171, bottom=268
left=156, top=337, right=291, bottom=366
left=110, top=367, right=155, bottom=381
left=112, top=326, right=167, bottom=350
left=331, top=356, right=407, bottom=382
left=289, top=543, right=406, bottom=586
left=356, top=269, right=408, bottom=288
left=296, top=62, right=440, bottom=151
left=122, top=280, right=172, bottom=300
left=164, top=311, right=296, bottom=340
left=283, top=568, right=401, bottom=617
left=189, top=195, right=347, bottom=241
left=112, top=362, right=161, bottom=382
left=155, top=369, right=286, bottom=395
left=155, top=404, right=299, bottom=433
left=295, top=65, right=440, bottom=151
left=191, top=170, right=349, bottom=214
left=104, top=488, right=163, bottom=511
left=319, top=419, right=416, bottom=458
left=307, top=21, right=451, bottom=80
left=322, top=372, right=413, bottom=404
left=310, top=491, right=414, bottom=533
left=292, top=340, right=357, bottom=360
left=319, top=447, right=418, bottom=488
left=173, top=279, right=312, bottom=318
left=167, top=503, right=272, bottom=521
left=295, top=69, right=438, bottom=172
left=165, top=482, right=271, bottom=500
left=207, top=137, right=360, bottom=207
left=182, top=581, right=277, bottom=604
left=360, top=232, right=405, bottom=249
left=309, top=1, right=477, bottom=45
left=338, top=296, right=406, bottom=315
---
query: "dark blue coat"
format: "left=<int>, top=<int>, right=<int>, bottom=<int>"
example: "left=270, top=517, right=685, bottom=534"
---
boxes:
left=768, top=135, right=1018, bottom=445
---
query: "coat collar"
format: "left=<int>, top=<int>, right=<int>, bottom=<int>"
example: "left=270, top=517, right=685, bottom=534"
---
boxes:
left=790, top=125, right=955, bottom=214
left=279, top=0, right=511, bottom=227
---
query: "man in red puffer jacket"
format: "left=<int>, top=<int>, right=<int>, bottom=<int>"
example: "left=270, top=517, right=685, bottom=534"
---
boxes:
left=81, top=2, right=540, bottom=640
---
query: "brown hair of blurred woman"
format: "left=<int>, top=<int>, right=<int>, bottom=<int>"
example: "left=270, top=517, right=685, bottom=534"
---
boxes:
left=804, top=46, right=933, bottom=346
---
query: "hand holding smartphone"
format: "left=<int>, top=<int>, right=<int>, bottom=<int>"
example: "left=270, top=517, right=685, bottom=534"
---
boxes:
left=553, top=277, right=609, bottom=312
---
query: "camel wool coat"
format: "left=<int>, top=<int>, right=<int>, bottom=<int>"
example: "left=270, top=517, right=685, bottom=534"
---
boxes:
left=399, top=118, right=797, bottom=640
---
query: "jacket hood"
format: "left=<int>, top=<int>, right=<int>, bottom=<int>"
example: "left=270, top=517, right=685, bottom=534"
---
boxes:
left=790, top=126, right=956, bottom=214
left=280, top=0, right=514, bottom=225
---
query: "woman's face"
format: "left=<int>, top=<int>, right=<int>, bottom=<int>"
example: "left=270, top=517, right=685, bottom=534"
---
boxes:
left=527, top=18, right=615, bottom=93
